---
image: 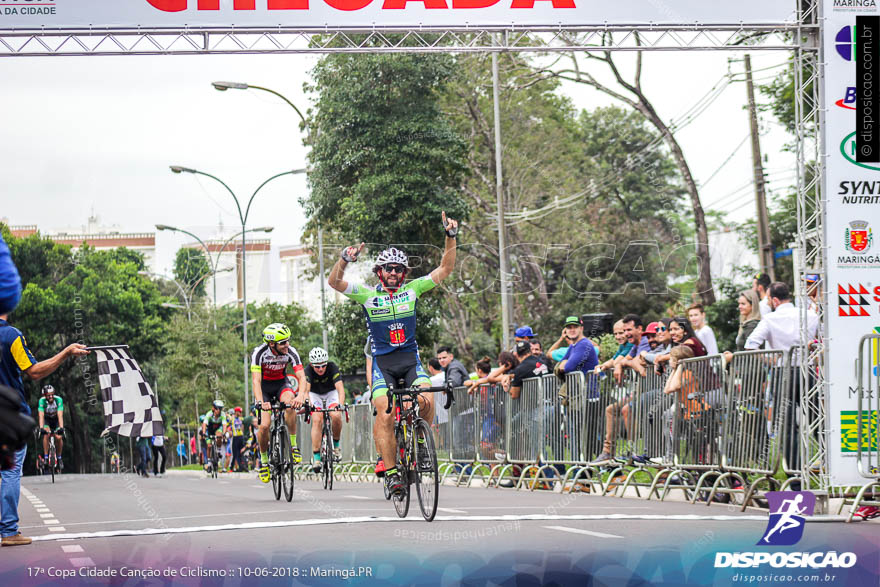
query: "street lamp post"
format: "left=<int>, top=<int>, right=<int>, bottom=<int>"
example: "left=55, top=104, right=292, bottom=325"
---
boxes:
left=211, top=81, right=330, bottom=354
left=138, top=270, right=193, bottom=320
left=156, top=224, right=273, bottom=322
left=169, top=165, right=305, bottom=411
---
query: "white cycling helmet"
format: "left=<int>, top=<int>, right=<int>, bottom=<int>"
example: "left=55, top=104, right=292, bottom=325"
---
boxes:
left=373, top=247, right=408, bottom=273
left=309, top=347, right=329, bottom=365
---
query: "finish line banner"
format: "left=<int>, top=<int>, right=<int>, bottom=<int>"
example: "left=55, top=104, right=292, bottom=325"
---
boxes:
left=0, top=0, right=796, bottom=30
left=823, top=1, right=880, bottom=486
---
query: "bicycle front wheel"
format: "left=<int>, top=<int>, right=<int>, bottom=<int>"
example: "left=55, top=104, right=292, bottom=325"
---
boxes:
left=321, top=434, right=333, bottom=490
left=279, top=424, right=295, bottom=502
left=50, top=450, right=55, bottom=484
left=414, top=419, right=439, bottom=521
left=392, top=428, right=410, bottom=518
left=270, top=439, right=282, bottom=501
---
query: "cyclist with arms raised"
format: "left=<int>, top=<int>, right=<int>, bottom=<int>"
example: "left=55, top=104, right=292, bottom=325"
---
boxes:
left=200, top=399, right=228, bottom=473
left=328, top=212, right=459, bottom=497
left=304, top=347, right=346, bottom=472
left=251, top=323, right=307, bottom=484
left=37, top=385, right=64, bottom=471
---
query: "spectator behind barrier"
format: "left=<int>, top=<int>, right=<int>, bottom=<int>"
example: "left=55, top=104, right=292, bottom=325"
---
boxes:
left=593, top=319, right=632, bottom=375
left=723, top=290, right=763, bottom=362
left=753, top=272, right=772, bottom=317
left=640, top=317, right=674, bottom=374
left=745, top=282, right=819, bottom=351
left=508, top=341, right=549, bottom=400
left=436, top=346, right=470, bottom=388
left=530, top=339, right=554, bottom=370
left=688, top=304, right=719, bottom=355
left=614, top=314, right=650, bottom=383
left=654, top=317, right=707, bottom=372
left=467, top=352, right=519, bottom=392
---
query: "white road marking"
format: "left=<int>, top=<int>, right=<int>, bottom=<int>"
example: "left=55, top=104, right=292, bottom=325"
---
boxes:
left=40, top=513, right=55, bottom=518
left=345, top=495, right=370, bottom=500
left=62, top=545, right=84, bottom=553
left=44, top=519, right=60, bottom=525
left=31, top=513, right=768, bottom=542
left=70, top=557, right=95, bottom=567
left=36, top=508, right=51, bottom=513
left=219, top=481, right=230, bottom=485
left=18, top=508, right=307, bottom=529
left=47, top=527, right=67, bottom=532
left=438, top=508, right=467, bottom=514
left=544, top=525, right=623, bottom=539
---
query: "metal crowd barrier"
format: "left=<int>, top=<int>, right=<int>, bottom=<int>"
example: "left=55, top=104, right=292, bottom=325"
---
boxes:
left=619, top=367, right=672, bottom=498
left=316, top=350, right=824, bottom=502
left=663, top=355, right=726, bottom=500
left=843, top=335, right=880, bottom=521
left=717, top=349, right=787, bottom=508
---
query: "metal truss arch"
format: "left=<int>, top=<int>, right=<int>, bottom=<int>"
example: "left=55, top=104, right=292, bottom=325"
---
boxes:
left=0, top=25, right=806, bottom=57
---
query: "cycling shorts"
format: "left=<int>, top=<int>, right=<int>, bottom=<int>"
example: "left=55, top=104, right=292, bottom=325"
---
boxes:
left=370, top=351, right=430, bottom=401
left=260, top=376, right=297, bottom=404
left=309, top=390, right=340, bottom=410
left=42, top=417, right=60, bottom=433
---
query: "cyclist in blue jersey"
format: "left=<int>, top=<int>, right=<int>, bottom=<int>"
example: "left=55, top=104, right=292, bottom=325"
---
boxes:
left=328, top=212, right=459, bottom=497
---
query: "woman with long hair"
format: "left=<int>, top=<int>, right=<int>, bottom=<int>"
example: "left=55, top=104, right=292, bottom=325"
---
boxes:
left=734, top=289, right=763, bottom=351
left=669, top=315, right=708, bottom=357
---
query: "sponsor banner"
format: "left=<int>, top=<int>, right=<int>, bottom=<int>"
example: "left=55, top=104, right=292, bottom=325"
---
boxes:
left=824, top=2, right=880, bottom=485
left=0, top=0, right=796, bottom=31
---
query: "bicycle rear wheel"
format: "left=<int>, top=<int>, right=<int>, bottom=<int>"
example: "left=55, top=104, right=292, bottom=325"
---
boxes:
left=392, top=428, right=410, bottom=518
left=414, top=419, right=439, bottom=521
left=279, top=423, right=295, bottom=502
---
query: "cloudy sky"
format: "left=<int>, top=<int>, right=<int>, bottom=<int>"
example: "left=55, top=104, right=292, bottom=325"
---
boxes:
left=0, top=46, right=793, bottom=275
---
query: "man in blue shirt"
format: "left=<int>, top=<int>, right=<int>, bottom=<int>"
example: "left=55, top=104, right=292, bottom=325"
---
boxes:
left=0, top=233, right=88, bottom=546
left=557, top=316, right=599, bottom=377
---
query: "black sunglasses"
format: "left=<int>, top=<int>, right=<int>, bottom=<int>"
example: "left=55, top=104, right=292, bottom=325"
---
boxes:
left=383, top=264, right=406, bottom=274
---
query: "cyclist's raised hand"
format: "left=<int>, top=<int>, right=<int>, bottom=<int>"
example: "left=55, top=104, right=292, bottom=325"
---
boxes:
left=341, top=242, right=365, bottom=263
left=441, top=211, right=458, bottom=238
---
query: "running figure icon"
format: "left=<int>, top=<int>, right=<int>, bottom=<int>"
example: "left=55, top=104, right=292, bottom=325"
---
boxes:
left=758, top=491, right=816, bottom=546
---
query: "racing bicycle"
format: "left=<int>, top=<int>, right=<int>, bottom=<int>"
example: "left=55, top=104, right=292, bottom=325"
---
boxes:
left=305, top=403, right=350, bottom=491
left=39, top=427, right=63, bottom=483
left=384, top=381, right=453, bottom=522
left=260, top=402, right=296, bottom=502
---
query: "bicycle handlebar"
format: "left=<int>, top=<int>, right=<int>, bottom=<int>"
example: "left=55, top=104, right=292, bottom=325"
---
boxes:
left=303, top=402, right=350, bottom=424
left=384, top=382, right=455, bottom=414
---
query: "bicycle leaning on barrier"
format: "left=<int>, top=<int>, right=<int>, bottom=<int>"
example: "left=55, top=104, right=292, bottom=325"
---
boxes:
left=304, top=402, right=350, bottom=490
left=383, top=381, right=454, bottom=522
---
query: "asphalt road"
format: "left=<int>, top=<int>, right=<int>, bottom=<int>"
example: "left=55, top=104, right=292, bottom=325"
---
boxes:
left=1, top=472, right=877, bottom=585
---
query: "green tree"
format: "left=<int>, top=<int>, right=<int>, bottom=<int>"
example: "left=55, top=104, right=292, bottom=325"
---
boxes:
left=173, top=247, right=211, bottom=299
left=2, top=226, right=170, bottom=473
left=302, top=52, right=469, bottom=260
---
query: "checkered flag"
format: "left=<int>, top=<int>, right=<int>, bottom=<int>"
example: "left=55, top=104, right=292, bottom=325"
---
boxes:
left=94, top=346, right=164, bottom=438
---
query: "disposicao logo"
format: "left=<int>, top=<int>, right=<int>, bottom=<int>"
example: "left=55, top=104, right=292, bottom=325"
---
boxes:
left=759, top=491, right=815, bottom=546
left=714, top=491, right=859, bottom=570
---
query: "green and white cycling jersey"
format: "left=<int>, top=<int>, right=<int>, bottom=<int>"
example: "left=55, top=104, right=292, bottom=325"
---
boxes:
left=343, top=275, right=437, bottom=356
left=203, top=410, right=228, bottom=434
left=38, top=395, right=63, bottom=420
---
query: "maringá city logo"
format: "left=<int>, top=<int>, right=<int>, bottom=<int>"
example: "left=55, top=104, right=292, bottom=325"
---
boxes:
left=846, top=220, right=873, bottom=253
left=758, top=491, right=816, bottom=546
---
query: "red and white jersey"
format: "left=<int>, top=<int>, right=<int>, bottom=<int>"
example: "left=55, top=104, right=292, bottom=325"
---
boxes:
left=250, top=343, right=303, bottom=381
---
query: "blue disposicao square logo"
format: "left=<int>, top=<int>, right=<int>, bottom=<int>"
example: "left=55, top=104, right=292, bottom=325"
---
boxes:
left=758, top=491, right=816, bottom=546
